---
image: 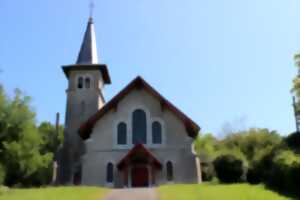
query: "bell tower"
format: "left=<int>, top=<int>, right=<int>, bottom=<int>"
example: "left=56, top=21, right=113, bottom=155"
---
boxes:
left=58, top=17, right=111, bottom=184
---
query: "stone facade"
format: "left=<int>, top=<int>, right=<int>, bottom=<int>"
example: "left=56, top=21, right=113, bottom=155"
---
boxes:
left=57, top=17, right=201, bottom=187
left=81, top=87, right=201, bottom=187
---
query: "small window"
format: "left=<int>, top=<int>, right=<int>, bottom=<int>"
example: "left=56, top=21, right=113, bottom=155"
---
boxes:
left=166, top=161, right=173, bottom=181
left=152, top=121, right=162, bottom=144
left=106, top=163, right=114, bottom=183
left=78, top=77, right=83, bottom=89
left=85, top=77, right=91, bottom=89
left=117, top=122, right=127, bottom=145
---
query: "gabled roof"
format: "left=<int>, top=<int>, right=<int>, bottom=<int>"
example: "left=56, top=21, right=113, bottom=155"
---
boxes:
left=76, top=17, right=99, bottom=64
left=78, top=76, right=200, bottom=139
left=117, top=144, right=162, bottom=170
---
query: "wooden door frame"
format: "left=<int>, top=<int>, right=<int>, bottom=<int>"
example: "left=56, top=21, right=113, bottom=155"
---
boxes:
left=128, top=164, right=152, bottom=188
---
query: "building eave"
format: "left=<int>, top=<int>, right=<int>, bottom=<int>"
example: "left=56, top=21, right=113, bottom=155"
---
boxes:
left=62, top=64, right=111, bottom=84
left=78, top=76, right=200, bottom=140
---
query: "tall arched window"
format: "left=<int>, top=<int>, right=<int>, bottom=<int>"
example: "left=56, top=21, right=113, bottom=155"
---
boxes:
left=117, top=122, right=127, bottom=145
left=80, top=101, right=85, bottom=120
left=152, top=121, right=162, bottom=144
left=85, top=77, right=91, bottom=89
left=106, top=163, right=114, bottom=183
left=132, top=109, right=147, bottom=144
left=73, top=165, right=82, bottom=185
left=77, top=77, right=83, bottom=89
left=166, top=161, right=174, bottom=181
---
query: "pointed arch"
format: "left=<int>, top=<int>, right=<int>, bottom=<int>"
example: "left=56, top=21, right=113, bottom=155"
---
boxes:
left=117, top=122, right=127, bottom=145
left=85, top=77, right=91, bottom=88
left=77, top=77, right=83, bottom=89
left=152, top=121, right=162, bottom=144
left=106, top=162, right=114, bottom=183
left=132, top=109, right=147, bottom=144
left=166, top=161, right=174, bottom=181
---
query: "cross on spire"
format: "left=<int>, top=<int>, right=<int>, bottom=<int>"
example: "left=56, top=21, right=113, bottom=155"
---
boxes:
left=89, top=0, right=95, bottom=19
left=76, top=2, right=99, bottom=65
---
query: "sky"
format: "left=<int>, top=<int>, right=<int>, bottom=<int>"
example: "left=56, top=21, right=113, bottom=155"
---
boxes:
left=0, top=0, right=300, bottom=136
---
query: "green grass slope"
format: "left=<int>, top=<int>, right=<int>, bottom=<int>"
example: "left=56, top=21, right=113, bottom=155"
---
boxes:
left=158, top=183, right=293, bottom=200
left=0, top=187, right=109, bottom=200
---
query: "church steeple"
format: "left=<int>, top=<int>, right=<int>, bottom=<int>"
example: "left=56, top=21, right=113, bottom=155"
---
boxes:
left=58, top=5, right=111, bottom=185
left=76, top=17, right=99, bottom=64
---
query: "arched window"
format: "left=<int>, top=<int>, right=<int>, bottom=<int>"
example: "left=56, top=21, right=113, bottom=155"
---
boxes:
left=166, top=161, right=174, bottom=181
left=117, top=122, right=127, bottom=145
left=85, top=77, right=91, bottom=89
left=80, top=101, right=85, bottom=120
left=132, top=109, right=147, bottom=144
left=152, top=121, right=162, bottom=144
left=73, top=165, right=82, bottom=185
left=106, top=163, right=114, bottom=183
left=77, top=77, right=83, bottom=89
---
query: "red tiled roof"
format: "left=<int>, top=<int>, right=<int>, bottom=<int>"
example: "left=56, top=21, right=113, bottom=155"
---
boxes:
left=78, top=76, right=200, bottom=140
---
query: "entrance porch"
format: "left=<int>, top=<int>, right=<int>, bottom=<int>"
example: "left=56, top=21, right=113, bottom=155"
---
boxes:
left=117, top=144, right=162, bottom=188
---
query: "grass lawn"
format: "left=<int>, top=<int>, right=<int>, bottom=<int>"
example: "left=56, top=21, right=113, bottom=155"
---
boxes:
left=158, top=183, right=293, bottom=200
left=0, top=187, right=109, bottom=200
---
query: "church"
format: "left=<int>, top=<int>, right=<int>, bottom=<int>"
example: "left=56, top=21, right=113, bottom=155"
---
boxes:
left=57, top=16, right=202, bottom=188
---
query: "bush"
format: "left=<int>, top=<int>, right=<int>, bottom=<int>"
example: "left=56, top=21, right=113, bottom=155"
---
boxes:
left=285, top=132, right=300, bottom=153
left=201, top=162, right=215, bottom=181
left=286, top=162, right=300, bottom=194
left=247, top=167, right=262, bottom=184
left=0, top=164, right=5, bottom=185
left=246, top=147, right=277, bottom=184
left=213, top=154, right=245, bottom=183
left=266, top=150, right=300, bottom=194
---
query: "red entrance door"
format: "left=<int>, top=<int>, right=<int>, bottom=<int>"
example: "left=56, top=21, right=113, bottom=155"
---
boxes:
left=131, top=166, right=149, bottom=187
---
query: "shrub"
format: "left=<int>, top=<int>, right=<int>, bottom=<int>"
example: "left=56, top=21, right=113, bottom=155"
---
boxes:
left=213, top=154, right=245, bottom=183
left=246, top=147, right=277, bottom=184
left=247, top=167, right=262, bottom=184
left=286, top=162, right=300, bottom=194
left=266, top=150, right=300, bottom=194
left=201, top=162, right=215, bottom=181
left=0, top=164, right=5, bottom=185
left=285, top=132, right=300, bottom=153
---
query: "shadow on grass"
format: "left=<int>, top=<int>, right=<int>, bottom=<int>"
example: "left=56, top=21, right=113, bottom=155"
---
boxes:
left=265, top=185, right=300, bottom=200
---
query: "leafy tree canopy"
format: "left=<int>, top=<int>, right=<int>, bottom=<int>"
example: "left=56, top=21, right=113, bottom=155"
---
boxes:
left=0, top=85, right=62, bottom=186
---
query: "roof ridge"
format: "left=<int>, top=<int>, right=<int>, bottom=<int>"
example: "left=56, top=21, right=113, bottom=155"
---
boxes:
left=79, top=76, right=200, bottom=139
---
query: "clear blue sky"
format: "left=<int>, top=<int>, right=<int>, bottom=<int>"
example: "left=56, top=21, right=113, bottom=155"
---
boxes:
left=0, top=0, right=299, bottom=136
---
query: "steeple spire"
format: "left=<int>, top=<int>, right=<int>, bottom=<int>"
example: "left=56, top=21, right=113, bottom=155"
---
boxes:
left=76, top=16, right=99, bottom=64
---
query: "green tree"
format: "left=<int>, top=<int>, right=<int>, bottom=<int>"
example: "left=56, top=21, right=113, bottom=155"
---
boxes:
left=292, top=53, right=300, bottom=113
left=222, top=128, right=282, bottom=163
left=293, top=54, right=300, bottom=88
left=194, top=133, right=219, bottom=181
left=0, top=86, right=52, bottom=186
left=213, top=154, right=245, bottom=183
left=38, top=122, right=63, bottom=155
left=194, top=133, right=218, bottom=162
